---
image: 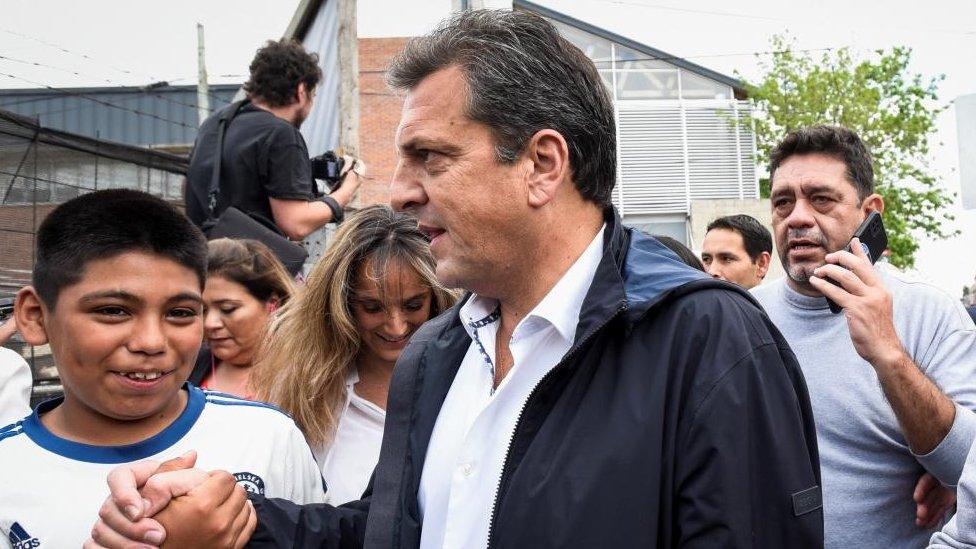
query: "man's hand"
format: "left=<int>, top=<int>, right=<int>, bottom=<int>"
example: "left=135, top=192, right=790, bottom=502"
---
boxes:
left=86, top=452, right=204, bottom=548
left=915, top=472, right=956, bottom=528
left=810, top=237, right=905, bottom=370
left=153, top=471, right=256, bottom=549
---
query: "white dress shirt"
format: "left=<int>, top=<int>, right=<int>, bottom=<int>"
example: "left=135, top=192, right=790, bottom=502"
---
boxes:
left=313, top=369, right=386, bottom=505
left=417, top=225, right=605, bottom=549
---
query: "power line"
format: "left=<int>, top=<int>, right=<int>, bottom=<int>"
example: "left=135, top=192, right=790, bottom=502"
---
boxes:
left=593, top=0, right=976, bottom=36
left=0, top=27, right=160, bottom=81
left=0, top=54, right=236, bottom=112
left=0, top=71, right=197, bottom=131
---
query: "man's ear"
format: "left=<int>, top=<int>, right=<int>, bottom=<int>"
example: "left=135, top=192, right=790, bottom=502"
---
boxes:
left=15, top=286, right=50, bottom=346
left=862, top=193, right=884, bottom=215
left=755, top=251, right=772, bottom=279
left=524, top=129, right=571, bottom=208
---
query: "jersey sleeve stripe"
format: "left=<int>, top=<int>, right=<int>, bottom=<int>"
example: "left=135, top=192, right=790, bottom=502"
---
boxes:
left=203, top=395, right=292, bottom=418
left=0, top=425, right=24, bottom=444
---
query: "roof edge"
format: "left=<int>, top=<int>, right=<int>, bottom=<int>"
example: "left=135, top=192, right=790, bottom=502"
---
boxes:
left=515, top=0, right=746, bottom=96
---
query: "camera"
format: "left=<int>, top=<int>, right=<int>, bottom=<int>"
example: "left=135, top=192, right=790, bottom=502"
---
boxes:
left=310, top=151, right=346, bottom=192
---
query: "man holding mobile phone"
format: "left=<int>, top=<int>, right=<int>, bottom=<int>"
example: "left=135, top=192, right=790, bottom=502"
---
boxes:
left=752, top=125, right=976, bottom=548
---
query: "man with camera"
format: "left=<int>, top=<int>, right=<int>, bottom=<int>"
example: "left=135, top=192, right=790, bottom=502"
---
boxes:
left=184, top=39, right=362, bottom=246
left=752, top=125, right=976, bottom=548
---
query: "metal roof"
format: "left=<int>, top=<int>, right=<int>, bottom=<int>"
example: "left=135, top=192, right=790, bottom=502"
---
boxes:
left=515, top=0, right=747, bottom=98
left=0, top=84, right=240, bottom=148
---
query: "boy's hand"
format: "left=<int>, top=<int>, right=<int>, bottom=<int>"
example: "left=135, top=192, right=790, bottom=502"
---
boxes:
left=154, top=471, right=256, bottom=549
left=86, top=452, right=203, bottom=548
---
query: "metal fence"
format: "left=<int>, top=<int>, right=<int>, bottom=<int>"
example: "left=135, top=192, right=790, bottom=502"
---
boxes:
left=0, top=108, right=188, bottom=404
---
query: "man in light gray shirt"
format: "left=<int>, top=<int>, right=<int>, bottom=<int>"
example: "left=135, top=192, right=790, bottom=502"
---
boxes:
left=753, top=125, right=976, bottom=548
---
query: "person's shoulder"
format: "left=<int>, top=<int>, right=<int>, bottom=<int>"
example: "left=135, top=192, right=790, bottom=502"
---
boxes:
left=199, top=389, right=296, bottom=430
left=749, top=278, right=783, bottom=305
left=883, top=266, right=971, bottom=323
left=0, top=418, right=29, bottom=450
left=642, top=280, right=777, bottom=348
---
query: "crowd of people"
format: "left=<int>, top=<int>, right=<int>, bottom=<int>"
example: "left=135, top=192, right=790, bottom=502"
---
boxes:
left=1, top=8, right=976, bottom=549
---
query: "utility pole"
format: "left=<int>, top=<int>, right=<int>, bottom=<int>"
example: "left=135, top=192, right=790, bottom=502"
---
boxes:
left=336, top=0, right=359, bottom=157
left=196, top=23, right=210, bottom=126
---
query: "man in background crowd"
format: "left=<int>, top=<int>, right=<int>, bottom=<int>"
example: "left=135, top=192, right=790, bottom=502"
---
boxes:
left=700, top=214, right=772, bottom=289
left=752, top=124, right=976, bottom=548
left=184, top=39, right=361, bottom=243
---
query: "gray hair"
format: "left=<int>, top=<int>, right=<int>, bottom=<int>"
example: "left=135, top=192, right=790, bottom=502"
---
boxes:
left=386, top=9, right=616, bottom=207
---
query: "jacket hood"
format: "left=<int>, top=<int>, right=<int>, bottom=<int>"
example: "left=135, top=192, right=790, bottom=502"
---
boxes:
left=572, top=209, right=710, bottom=342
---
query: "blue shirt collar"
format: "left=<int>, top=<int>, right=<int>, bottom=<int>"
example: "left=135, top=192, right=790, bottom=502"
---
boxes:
left=21, top=383, right=205, bottom=464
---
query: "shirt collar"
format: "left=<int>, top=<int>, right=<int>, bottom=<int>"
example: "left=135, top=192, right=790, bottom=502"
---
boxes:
left=458, top=224, right=606, bottom=344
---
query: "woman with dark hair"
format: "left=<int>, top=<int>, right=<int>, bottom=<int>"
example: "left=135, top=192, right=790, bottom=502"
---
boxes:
left=252, top=204, right=457, bottom=504
left=192, top=238, right=296, bottom=398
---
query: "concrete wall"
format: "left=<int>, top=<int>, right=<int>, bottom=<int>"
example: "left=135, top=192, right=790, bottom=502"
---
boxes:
left=689, top=198, right=784, bottom=282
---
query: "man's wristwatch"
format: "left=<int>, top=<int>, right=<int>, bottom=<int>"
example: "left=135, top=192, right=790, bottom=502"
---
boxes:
left=319, top=195, right=344, bottom=224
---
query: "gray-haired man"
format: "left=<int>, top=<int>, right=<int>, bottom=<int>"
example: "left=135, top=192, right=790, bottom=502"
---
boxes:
left=89, top=10, right=822, bottom=549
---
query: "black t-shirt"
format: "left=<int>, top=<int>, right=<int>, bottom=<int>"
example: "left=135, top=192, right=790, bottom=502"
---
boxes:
left=185, top=102, right=318, bottom=228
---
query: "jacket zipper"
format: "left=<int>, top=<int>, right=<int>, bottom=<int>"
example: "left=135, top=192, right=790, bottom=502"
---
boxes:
left=484, top=304, right=627, bottom=549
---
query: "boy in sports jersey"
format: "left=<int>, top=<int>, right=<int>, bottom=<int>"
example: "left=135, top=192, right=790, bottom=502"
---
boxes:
left=0, top=189, right=325, bottom=548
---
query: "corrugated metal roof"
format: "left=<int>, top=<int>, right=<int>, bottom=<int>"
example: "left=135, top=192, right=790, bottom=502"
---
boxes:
left=0, top=84, right=240, bottom=147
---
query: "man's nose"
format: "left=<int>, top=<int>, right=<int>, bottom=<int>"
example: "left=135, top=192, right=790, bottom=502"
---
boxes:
left=390, top=160, right=426, bottom=212
left=786, top=199, right=817, bottom=228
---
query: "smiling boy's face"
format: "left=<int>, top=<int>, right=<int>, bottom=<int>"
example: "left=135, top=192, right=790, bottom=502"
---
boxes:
left=19, top=250, right=204, bottom=422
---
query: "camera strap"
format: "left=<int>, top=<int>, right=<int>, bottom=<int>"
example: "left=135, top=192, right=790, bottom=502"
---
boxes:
left=203, top=100, right=249, bottom=227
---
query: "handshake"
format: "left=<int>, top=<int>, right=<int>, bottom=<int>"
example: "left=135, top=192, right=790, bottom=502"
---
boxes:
left=85, top=451, right=254, bottom=549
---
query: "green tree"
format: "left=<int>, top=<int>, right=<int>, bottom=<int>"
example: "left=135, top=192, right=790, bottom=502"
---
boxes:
left=742, top=35, right=955, bottom=268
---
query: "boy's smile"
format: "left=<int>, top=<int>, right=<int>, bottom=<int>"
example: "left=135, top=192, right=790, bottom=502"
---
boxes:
left=18, top=250, right=204, bottom=444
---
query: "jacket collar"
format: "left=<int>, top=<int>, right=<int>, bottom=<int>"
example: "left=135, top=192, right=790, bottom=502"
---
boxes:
left=572, top=208, right=709, bottom=342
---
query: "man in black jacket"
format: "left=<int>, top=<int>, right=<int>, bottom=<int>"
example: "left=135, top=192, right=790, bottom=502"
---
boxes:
left=88, top=10, right=823, bottom=549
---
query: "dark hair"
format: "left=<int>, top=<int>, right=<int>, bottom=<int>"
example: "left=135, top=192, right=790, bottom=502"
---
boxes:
left=706, top=214, right=773, bottom=262
left=653, top=235, right=705, bottom=272
left=33, top=189, right=207, bottom=309
left=769, top=125, right=874, bottom=200
left=386, top=9, right=616, bottom=206
left=207, top=239, right=296, bottom=305
left=243, top=39, right=322, bottom=108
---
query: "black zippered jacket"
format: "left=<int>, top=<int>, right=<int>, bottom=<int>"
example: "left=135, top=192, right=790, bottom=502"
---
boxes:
left=248, top=210, right=824, bottom=548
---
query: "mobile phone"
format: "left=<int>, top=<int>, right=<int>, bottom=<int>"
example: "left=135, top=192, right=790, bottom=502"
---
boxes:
left=825, top=211, right=888, bottom=314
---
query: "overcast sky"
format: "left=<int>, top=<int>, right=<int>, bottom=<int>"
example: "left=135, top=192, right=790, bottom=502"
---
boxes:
left=3, top=0, right=975, bottom=295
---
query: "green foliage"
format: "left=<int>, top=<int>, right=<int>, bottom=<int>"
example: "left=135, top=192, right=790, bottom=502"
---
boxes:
left=742, top=35, right=955, bottom=268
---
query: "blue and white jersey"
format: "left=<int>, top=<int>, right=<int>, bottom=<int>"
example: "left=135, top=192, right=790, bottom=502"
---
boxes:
left=0, top=384, right=326, bottom=548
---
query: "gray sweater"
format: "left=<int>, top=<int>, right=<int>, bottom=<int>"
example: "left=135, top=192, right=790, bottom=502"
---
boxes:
left=930, top=430, right=976, bottom=548
left=753, top=267, right=976, bottom=549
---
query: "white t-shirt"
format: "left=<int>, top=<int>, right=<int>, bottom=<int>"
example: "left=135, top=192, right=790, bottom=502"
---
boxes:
left=0, top=347, right=31, bottom=426
left=0, top=384, right=326, bottom=548
left=313, top=369, right=386, bottom=505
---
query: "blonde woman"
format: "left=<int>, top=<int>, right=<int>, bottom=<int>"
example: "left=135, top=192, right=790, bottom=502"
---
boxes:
left=253, top=204, right=457, bottom=504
